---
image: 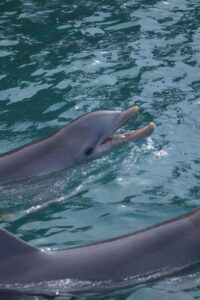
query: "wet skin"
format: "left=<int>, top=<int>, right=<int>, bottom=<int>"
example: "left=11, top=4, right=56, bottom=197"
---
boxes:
left=0, top=106, right=155, bottom=183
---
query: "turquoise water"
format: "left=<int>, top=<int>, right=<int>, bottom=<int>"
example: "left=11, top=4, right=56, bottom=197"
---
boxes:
left=0, top=0, right=200, bottom=299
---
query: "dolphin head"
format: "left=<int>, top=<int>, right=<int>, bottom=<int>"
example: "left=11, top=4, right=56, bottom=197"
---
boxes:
left=59, top=106, right=155, bottom=165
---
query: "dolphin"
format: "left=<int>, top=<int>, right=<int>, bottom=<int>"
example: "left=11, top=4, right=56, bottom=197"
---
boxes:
left=0, top=106, right=155, bottom=183
left=0, top=207, right=200, bottom=293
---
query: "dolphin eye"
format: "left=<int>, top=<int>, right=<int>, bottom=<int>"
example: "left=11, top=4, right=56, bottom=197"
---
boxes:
left=84, top=147, right=93, bottom=156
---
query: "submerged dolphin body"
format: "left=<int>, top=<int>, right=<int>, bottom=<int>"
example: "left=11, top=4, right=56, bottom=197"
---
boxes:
left=0, top=106, right=155, bottom=183
left=0, top=208, right=200, bottom=292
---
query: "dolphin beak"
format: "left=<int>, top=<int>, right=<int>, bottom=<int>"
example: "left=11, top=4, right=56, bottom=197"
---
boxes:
left=100, top=106, right=156, bottom=148
left=115, top=106, right=140, bottom=129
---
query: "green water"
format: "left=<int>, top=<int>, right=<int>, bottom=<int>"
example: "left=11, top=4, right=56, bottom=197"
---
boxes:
left=0, top=0, right=200, bottom=299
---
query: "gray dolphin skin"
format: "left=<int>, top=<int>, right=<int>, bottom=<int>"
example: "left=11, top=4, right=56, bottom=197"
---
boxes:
left=0, top=208, right=200, bottom=291
left=0, top=106, right=155, bottom=184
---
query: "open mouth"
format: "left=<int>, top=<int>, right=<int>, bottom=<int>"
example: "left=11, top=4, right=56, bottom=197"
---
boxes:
left=101, top=122, right=156, bottom=146
left=100, top=106, right=156, bottom=148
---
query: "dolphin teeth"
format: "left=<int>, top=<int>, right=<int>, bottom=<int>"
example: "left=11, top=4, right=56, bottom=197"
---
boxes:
left=101, top=122, right=155, bottom=146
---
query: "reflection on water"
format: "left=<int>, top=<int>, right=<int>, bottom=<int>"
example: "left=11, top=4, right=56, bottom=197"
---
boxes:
left=0, top=0, right=200, bottom=299
left=1, top=268, right=200, bottom=299
left=1, top=265, right=200, bottom=300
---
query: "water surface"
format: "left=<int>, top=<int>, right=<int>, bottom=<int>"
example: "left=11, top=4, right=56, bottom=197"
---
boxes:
left=0, top=0, right=200, bottom=299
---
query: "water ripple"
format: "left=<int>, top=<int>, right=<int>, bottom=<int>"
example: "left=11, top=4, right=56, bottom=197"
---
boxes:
left=0, top=0, right=200, bottom=299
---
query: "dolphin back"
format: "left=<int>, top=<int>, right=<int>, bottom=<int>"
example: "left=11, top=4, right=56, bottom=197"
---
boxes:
left=0, top=228, right=37, bottom=263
